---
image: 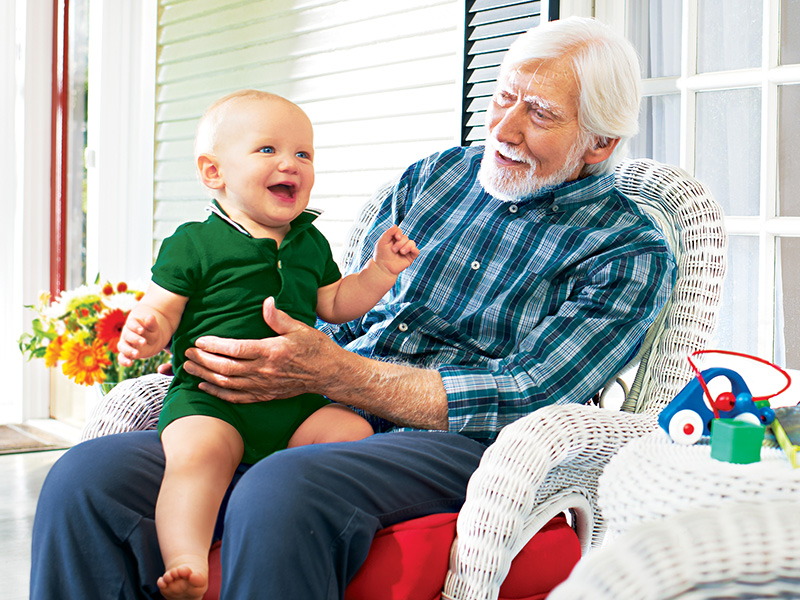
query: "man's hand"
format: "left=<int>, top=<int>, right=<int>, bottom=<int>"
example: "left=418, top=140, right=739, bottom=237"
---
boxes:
left=182, top=297, right=341, bottom=403
left=184, top=297, right=450, bottom=430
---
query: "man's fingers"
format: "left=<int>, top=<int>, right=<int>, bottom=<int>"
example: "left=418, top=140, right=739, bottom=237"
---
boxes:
left=184, top=347, right=249, bottom=377
left=193, top=336, right=263, bottom=361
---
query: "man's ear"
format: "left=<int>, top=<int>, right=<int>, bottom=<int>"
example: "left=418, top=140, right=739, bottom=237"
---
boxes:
left=197, top=153, right=225, bottom=190
left=582, top=137, right=621, bottom=166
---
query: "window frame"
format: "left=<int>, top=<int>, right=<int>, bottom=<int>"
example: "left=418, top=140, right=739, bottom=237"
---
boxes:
left=595, top=0, right=800, bottom=384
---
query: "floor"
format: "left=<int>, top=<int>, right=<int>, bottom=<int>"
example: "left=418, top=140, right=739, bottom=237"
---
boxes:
left=1, top=449, right=67, bottom=600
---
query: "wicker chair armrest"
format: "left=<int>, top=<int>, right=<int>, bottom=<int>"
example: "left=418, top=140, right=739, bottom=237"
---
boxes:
left=442, top=403, right=658, bottom=600
left=547, top=500, right=800, bottom=600
left=80, top=373, right=171, bottom=441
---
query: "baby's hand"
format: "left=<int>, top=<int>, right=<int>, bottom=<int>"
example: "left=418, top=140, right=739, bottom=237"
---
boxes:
left=374, top=225, right=419, bottom=276
left=118, top=312, right=161, bottom=366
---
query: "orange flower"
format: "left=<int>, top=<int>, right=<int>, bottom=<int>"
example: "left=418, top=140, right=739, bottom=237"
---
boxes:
left=61, top=339, right=112, bottom=386
left=96, top=309, right=128, bottom=353
left=44, top=336, right=65, bottom=368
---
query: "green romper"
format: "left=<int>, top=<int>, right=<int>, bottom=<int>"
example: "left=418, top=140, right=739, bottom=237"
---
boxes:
left=153, top=201, right=341, bottom=464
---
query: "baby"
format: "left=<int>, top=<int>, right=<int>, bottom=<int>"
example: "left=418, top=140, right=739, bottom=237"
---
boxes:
left=118, top=89, right=418, bottom=599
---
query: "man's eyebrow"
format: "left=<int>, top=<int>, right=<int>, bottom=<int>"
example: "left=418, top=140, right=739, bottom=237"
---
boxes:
left=521, top=94, right=564, bottom=118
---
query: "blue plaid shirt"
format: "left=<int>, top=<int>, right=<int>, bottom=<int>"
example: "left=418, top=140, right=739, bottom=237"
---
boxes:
left=321, top=146, right=675, bottom=444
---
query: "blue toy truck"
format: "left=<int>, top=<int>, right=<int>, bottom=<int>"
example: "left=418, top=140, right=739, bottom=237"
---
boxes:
left=658, top=367, right=776, bottom=445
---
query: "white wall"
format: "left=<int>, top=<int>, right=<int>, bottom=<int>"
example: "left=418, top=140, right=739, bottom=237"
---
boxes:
left=3, top=0, right=53, bottom=422
left=153, top=0, right=464, bottom=260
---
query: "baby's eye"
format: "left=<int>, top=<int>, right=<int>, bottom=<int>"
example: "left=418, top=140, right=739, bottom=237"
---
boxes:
left=296, top=151, right=311, bottom=159
left=258, top=146, right=275, bottom=154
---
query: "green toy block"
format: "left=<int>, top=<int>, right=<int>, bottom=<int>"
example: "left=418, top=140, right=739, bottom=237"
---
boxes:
left=710, top=418, right=765, bottom=464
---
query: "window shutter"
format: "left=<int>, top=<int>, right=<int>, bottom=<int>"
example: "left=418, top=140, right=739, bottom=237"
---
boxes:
left=461, top=0, right=559, bottom=145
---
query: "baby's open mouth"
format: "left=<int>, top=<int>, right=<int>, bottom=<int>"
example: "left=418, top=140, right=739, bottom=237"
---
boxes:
left=269, top=184, right=296, bottom=199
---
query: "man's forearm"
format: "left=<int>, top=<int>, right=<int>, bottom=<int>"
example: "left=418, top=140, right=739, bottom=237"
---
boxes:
left=324, top=350, right=450, bottom=431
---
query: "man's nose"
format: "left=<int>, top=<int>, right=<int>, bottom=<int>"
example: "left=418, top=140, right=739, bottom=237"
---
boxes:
left=491, top=103, right=526, bottom=146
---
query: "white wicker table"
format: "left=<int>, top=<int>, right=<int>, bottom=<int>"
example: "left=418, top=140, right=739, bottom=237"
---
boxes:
left=598, top=428, right=800, bottom=538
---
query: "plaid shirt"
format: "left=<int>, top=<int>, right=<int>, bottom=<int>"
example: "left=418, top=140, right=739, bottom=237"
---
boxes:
left=320, top=146, right=675, bottom=444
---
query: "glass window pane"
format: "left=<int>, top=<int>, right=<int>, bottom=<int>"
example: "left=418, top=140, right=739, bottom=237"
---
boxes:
left=695, top=88, right=761, bottom=216
left=776, top=237, right=800, bottom=369
left=778, top=85, right=800, bottom=215
left=627, top=0, right=682, bottom=78
left=716, top=236, right=759, bottom=356
left=697, top=0, right=762, bottom=73
left=630, top=94, right=680, bottom=165
left=781, top=0, right=800, bottom=65
left=67, top=0, right=89, bottom=289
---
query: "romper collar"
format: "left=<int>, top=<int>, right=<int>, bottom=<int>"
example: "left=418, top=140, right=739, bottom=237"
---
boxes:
left=206, top=199, right=322, bottom=238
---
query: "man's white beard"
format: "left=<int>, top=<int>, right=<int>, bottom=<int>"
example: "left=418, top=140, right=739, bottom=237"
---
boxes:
left=478, top=139, right=588, bottom=202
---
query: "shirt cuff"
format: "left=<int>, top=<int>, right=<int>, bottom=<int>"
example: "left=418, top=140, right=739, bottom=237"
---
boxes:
left=438, top=364, right=501, bottom=442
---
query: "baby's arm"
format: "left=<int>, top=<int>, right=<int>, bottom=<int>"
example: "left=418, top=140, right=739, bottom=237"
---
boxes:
left=316, top=225, right=418, bottom=324
left=118, top=282, right=189, bottom=366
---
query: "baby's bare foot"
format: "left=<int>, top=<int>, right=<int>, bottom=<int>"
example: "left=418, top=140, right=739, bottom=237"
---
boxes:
left=157, top=563, right=208, bottom=600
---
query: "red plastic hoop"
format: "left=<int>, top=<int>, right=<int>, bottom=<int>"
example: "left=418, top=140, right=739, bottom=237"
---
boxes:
left=687, top=349, right=792, bottom=419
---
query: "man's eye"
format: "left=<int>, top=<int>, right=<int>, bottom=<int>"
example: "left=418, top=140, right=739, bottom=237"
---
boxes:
left=259, top=147, right=275, bottom=154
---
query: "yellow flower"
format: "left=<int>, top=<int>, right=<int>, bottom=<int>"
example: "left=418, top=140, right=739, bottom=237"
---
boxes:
left=61, top=339, right=112, bottom=386
left=44, top=336, right=65, bottom=368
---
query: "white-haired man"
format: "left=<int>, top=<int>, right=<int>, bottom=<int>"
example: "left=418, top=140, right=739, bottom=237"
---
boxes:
left=32, top=16, right=674, bottom=599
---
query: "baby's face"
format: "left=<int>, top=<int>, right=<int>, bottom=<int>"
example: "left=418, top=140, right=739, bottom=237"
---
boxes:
left=212, top=97, right=315, bottom=236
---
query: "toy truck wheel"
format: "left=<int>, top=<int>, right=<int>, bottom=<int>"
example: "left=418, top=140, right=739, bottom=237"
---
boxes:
left=668, top=409, right=704, bottom=445
left=734, top=412, right=761, bottom=427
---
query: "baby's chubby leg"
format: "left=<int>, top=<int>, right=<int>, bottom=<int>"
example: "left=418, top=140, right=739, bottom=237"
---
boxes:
left=288, top=403, right=373, bottom=447
left=156, top=415, right=244, bottom=600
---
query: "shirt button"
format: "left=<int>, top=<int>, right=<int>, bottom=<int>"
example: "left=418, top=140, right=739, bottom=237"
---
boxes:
left=277, top=260, right=282, bottom=269
left=471, top=261, right=481, bottom=270
left=508, top=204, right=519, bottom=214
left=551, top=205, right=559, bottom=213
left=398, top=323, right=408, bottom=332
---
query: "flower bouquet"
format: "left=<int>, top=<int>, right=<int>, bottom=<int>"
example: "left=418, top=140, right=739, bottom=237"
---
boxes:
left=18, top=280, right=170, bottom=386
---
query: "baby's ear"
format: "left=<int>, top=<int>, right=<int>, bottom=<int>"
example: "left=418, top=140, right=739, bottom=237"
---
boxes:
left=197, top=154, right=225, bottom=190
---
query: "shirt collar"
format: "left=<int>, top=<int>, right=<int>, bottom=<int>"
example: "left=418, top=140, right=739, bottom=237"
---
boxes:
left=206, top=199, right=322, bottom=237
left=522, top=172, right=615, bottom=207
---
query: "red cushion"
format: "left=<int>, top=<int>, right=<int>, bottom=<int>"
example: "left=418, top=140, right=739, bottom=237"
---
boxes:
left=203, top=514, right=579, bottom=600
left=345, top=512, right=458, bottom=600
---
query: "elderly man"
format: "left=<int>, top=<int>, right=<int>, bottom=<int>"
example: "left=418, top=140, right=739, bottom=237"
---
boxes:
left=31, top=16, right=674, bottom=600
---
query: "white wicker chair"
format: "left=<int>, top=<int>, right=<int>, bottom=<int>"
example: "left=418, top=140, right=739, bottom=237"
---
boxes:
left=441, top=158, right=727, bottom=600
left=82, top=158, right=727, bottom=600
left=546, top=500, right=800, bottom=600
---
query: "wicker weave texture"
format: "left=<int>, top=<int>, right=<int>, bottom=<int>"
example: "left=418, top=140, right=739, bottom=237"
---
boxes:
left=80, top=373, right=170, bottom=441
left=547, top=501, right=800, bottom=600
left=599, top=430, right=800, bottom=538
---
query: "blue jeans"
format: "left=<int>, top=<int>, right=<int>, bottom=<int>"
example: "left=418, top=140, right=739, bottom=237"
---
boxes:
left=30, top=429, right=486, bottom=599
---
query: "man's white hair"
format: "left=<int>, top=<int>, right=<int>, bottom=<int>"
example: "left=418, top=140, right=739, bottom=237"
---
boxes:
left=501, top=16, right=641, bottom=176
